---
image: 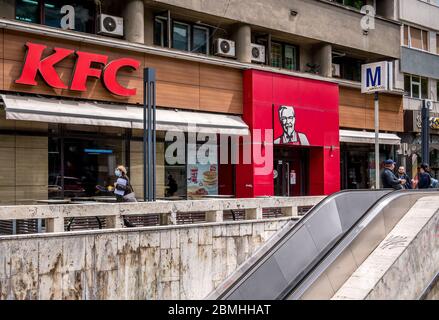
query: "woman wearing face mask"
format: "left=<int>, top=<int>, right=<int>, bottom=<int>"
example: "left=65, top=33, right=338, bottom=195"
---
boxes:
left=114, top=165, right=136, bottom=228
left=114, top=165, right=136, bottom=202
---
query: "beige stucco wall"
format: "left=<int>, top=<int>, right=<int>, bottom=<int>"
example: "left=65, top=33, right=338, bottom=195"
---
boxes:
left=0, top=218, right=289, bottom=299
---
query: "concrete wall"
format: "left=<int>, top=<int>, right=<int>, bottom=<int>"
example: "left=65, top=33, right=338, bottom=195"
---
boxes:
left=399, top=0, right=439, bottom=31
left=0, top=0, right=14, bottom=19
left=152, top=0, right=401, bottom=58
left=333, top=196, right=439, bottom=300
left=400, top=47, right=439, bottom=80
left=0, top=218, right=289, bottom=299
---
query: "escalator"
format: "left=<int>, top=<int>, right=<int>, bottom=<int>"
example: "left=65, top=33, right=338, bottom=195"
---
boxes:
left=208, top=189, right=438, bottom=300
left=207, top=189, right=391, bottom=300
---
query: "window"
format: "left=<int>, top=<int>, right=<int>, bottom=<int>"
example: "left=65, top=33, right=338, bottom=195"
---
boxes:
left=16, top=0, right=39, bottom=23
left=404, top=74, right=428, bottom=99
left=192, top=26, right=209, bottom=54
left=403, top=25, right=429, bottom=51
left=269, top=42, right=298, bottom=71
left=335, top=0, right=366, bottom=10
left=154, top=16, right=169, bottom=47
left=15, top=0, right=95, bottom=33
left=332, top=55, right=363, bottom=81
left=172, top=22, right=190, bottom=51
left=284, top=45, right=297, bottom=71
left=271, top=42, right=282, bottom=68
left=154, top=16, right=211, bottom=55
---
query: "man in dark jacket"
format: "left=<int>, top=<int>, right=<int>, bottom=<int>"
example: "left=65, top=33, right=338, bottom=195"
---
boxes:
left=381, top=159, right=405, bottom=190
left=418, top=163, right=431, bottom=189
left=397, top=166, right=412, bottom=189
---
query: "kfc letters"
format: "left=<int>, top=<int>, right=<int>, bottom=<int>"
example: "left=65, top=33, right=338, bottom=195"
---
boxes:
left=15, top=42, right=140, bottom=97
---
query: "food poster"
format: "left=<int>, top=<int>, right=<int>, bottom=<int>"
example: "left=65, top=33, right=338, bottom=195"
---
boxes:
left=187, top=163, right=218, bottom=196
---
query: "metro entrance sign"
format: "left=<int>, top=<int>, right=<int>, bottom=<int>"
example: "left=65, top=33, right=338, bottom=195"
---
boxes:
left=15, top=42, right=141, bottom=97
left=361, top=61, right=391, bottom=189
left=361, top=61, right=389, bottom=94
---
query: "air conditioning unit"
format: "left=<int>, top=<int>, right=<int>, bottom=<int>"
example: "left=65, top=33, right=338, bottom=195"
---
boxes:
left=332, top=63, right=341, bottom=77
left=214, top=38, right=236, bottom=58
left=97, top=14, right=124, bottom=37
left=251, top=43, right=266, bottom=63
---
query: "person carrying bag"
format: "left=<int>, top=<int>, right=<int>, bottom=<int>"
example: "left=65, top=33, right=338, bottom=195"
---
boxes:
left=114, top=165, right=136, bottom=227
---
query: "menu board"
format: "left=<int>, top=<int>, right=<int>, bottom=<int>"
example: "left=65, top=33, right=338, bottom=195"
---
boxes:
left=187, top=163, right=218, bottom=197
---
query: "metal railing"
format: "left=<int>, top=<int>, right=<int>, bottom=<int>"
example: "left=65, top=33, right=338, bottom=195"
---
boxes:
left=0, top=196, right=324, bottom=235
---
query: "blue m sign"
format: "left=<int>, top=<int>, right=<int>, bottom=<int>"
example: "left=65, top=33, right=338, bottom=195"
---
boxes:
left=366, top=66, right=381, bottom=87
left=361, top=62, right=388, bottom=93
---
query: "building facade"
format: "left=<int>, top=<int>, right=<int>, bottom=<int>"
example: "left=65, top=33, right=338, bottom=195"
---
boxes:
left=0, top=0, right=404, bottom=204
left=389, top=0, right=439, bottom=181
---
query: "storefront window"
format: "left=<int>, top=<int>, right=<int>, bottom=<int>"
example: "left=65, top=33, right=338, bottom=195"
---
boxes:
left=341, top=143, right=395, bottom=190
left=192, top=26, right=209, bottom=54
left=48, top=125, right=126, bottom=199
left=173, top=22, right=190, bottom=51
left=15, top=0, right=95, bottom=33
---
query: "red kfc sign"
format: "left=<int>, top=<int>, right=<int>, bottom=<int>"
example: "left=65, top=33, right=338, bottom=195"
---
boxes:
left=15, top=42, right=140, bottom=97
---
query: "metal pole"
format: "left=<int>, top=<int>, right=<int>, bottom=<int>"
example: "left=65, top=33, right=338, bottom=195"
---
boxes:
left=152, top=81, right=157, bottom=201
left=421, top=99, right=430, bottom=165
left=143, top=69, right=148, bottom=202
left=144, top=68, right=156, bottom=202
left=374, top=92, right=380, bottom=189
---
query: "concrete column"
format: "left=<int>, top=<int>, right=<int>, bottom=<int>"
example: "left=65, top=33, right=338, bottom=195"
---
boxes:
left=245, top=208, right=263, bottom=220
left=313, top=44, right=332, bottom=78
left=281, top=206, right=298, bottom=218
left=233, top=24, right=252, bottom=63
left=206, top=210, right=224, bottom=222
left=0, top=0, right=14, bottom=19
left=144, top=7, right=155, bottom=46
left=107, top=215, right=123, bottom=229
left=46, top=217, right=65, bottom=233
left=123, top=0, right=145, bottom=44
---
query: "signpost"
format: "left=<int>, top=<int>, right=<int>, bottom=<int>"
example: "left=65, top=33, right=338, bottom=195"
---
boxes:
left=361, top=61, right=391, bottom=189
left=421, top=99, right=432, bottom=165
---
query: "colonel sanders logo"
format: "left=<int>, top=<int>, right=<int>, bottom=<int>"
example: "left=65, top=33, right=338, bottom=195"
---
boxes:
left=274, top=105, right=310, bottom=146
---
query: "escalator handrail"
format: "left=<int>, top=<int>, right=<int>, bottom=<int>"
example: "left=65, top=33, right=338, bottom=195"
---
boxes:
left=208, top=189, right=390, bottom=300
left=286, top=189, right=439, bottom=300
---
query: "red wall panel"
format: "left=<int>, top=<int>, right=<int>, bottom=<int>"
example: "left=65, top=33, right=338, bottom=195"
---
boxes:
left=236, top=70, right=340, bottom=197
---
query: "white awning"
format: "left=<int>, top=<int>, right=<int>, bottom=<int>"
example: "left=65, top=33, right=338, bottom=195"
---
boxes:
left=340, top=129, right=401, bottom=145
left=0, top=94, right=249, bottom=136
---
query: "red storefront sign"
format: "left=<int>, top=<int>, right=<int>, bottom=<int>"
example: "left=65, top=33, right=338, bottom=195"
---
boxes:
left=236, top=70, right=340, bottom=198
left=15, top=42, right=140, bottom=97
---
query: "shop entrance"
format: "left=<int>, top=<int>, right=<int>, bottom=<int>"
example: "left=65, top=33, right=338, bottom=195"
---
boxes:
left=274, top=147, right=309, bottom=197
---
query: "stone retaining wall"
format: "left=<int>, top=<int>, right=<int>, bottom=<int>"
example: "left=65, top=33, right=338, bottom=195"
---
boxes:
left=0, top=218, right=290, bottom=300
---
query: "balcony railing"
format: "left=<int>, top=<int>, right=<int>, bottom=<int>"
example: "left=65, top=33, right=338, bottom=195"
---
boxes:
left=0, top=196, right=324, bottom=236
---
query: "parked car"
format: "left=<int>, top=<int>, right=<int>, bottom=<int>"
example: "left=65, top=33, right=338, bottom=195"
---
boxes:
left=48, top=176, right=86, bottom=198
